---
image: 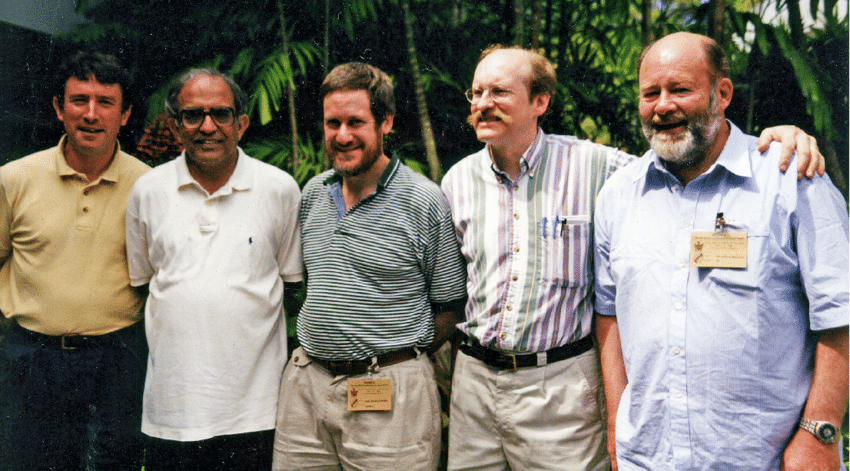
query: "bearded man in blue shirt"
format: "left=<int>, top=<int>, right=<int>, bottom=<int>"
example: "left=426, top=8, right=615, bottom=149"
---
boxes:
left=594, top=32, right=848, bottom=471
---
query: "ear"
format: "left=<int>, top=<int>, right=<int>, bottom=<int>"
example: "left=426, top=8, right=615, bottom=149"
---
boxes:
left=715, top=77, right=733, bottom=113
left=236, top=114, right=250, bottom=141
left=532, top=93, right=551, bottom=118
left=53, top=96, right=64, bottom=122
left=120, top=105, right=132, bottom=127
left=380, top=114, right=394, bottom=136
left=166, top=116, right=182, bottom=144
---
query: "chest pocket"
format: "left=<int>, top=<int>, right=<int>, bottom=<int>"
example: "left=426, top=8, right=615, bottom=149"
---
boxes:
left=704, top=225, right=768, bottom=289
left=540, top=214, right=590, bottom=287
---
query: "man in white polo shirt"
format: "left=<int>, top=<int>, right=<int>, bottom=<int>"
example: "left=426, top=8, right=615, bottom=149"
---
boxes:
left=126, top=69, right=302, bottom=470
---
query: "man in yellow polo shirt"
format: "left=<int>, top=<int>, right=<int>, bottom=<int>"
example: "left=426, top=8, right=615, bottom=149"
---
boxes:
left=0, top=52, right=150, bottom=471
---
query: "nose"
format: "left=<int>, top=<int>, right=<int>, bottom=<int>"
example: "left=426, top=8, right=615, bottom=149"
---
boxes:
left=654, top=90, right=677, bottom=116
left=473, top=92, right=496, bottom=112
left=83, top=99, right=97, bottom=121
left=199, top=114, right=218, bottom=134
left=335, top=124, right=354, bottom=145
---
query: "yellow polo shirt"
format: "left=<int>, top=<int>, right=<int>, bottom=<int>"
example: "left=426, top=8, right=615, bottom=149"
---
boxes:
left=0, top=136, right=150, bottom=336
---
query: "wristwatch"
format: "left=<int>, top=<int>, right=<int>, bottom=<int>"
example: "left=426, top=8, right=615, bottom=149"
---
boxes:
left=799, top=418, right=839, bottom=444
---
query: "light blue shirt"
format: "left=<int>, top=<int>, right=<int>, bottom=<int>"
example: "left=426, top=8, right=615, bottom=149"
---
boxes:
left=594, top=122, right=849, bottom=471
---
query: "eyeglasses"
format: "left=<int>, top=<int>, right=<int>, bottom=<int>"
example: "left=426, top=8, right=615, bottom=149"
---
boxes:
left=178, top=107, right=236, bottom=128
left=464, top=87, right=515, bottom=104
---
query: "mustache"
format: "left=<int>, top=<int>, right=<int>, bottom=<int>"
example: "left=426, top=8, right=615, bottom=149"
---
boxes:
left=467, top=109, right=514, bottom=127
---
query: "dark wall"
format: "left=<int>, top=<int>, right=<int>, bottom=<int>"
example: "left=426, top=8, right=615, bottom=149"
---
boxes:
left=0, top=21, right=64, bottom=164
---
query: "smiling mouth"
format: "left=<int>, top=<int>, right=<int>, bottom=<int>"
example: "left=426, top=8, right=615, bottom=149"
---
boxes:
left=78, top=126, right=104, bottom=134
left=654, top=121, right=687, bottom=132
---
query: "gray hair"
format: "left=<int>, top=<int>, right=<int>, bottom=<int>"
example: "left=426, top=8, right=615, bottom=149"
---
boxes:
left=165, top=68, right=247, bottom=118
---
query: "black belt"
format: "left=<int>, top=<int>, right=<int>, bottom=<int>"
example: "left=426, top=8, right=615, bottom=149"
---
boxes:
left=9, top=320, right=137, bottom=350
left=309, top=348, right=419, bottom=376
left=459, top=334, right=593, bottom=371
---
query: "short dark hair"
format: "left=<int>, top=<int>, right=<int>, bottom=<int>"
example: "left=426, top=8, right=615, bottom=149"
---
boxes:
left=320, top=62, right=395, bottom=124
left=164, top=69, right=248, bottom=119
left=478, top=45, right=556, bottom=121
left=638, top=34, right=730, bottom=86
left=54, top=52, right=132, bottom=112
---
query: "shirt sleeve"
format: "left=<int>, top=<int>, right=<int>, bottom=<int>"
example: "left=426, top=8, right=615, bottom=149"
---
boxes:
left=275, top=177, right=304, bottom=283
left=125, top=180, right=153, bottom=286
left=593, top=180, right=618, bottom=317
left=423, top=191, right=468, bottom=304
left=794, top=174, right=849, bottom=331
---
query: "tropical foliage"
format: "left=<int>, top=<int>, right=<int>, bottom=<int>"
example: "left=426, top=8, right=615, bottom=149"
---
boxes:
left=62, top=0, right=846, bottom=196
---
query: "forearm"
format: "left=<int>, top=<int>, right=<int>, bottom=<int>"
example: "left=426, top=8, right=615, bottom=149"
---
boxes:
left=801, top=326, right=849, bottom=424
left=595, top=313, right=628, bottom=428
left=430, top=309, right=464, bottom=352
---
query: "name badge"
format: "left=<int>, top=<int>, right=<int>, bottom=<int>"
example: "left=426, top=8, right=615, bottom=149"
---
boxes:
left=348, top=378, right=392, bottom=411
left=690, top=231, right=747, bottom=268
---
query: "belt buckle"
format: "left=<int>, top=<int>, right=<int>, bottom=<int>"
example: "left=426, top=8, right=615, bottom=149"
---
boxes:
left=504, top=353, right=517, bottom=372
left=60, top=335, right=78, bottom=350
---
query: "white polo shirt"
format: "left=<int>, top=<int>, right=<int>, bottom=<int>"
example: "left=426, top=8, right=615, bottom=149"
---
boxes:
left=126, top=149, right=303, bottom=441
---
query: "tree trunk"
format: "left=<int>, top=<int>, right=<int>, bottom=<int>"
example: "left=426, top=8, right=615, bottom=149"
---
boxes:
left=531, top=0, right=542, bottom=49
left=277, top=0, right=299, bottom=175
left=641, top=0, right=652, bottom=46
left=323, top=0, right=330, bottom=75
left=514, top=0, right=525, bottom=46
left=401, top=0, right=442, bottom=182
left=544, top=0, right=554, bottom=57
left=786, top=0, right=804, bottom=47
left=708, top=0, right=725, bottom=43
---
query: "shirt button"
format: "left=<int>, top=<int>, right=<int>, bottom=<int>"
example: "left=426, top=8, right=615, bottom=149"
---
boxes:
left=514, top=213, right=520, bottom=220
left=683, top=221, right=689, bottom=228
left=678, top=261, right=686, bottom=268
left=83, top=189, right=89, bottom=196
left=675, top=303, right=683, bottom=310
left=676, top=392, right=683, bottom=398
left=82, top=207, right=89, bottom=213
left=672, top=184, right=680, bottom=190
left=514, top=246, right=520, bottom=253
left=512, top=275, right=518, bottom=281
left=500, top=333, right=507, bottom=340
left=674, top=347, right=681, bottom=355
left=506, top=305, right=513, bottom=311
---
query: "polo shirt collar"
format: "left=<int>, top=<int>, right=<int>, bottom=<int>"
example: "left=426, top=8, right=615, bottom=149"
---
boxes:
left=487, top=128, right=545, bottom=179
left=54, top=134, right=123, bottom=183
left=643, top=120, right=751, bottom=184
left=322, top=156, right=402, bottom=191
left=176, top=146, right=252, bottom=194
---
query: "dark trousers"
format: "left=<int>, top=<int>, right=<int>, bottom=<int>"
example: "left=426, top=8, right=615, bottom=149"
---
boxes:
left=0, top=320, right=147, bottom=471
left=145, top=430, right=275, bottom=471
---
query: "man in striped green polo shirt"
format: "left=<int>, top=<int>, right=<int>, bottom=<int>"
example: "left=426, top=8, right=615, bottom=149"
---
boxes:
left=272, top=62, right=468, bottom=471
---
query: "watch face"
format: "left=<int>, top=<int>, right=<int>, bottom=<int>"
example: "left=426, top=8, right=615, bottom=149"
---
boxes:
left=817, top=423, right=838, bottom=442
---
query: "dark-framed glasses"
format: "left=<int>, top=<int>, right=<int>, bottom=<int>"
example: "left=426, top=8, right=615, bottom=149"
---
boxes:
left=178, top=107, right=236, bottom=128
left=464, top=87, right=514, bottom=104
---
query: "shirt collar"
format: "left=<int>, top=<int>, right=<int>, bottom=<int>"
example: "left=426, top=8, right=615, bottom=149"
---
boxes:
left=175, top=146, right=252, bottom=194
left=323, top=155, right=402, bottom=191
left=643, top=120, right=750, bottom=183
left=487, top=128, right=545, bottom=179
left=55, top=134, right=123, bottom=183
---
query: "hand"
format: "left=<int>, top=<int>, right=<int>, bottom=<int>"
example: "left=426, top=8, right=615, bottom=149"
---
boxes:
left=781, top=429, right=840, bottom=471
left=757, top=125, right=825, bottom=180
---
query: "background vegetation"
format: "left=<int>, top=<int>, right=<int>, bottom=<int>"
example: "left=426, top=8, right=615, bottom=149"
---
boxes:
left=9, top=0, right=846, bottom=466
left=12, top=0, right=843, bottom=200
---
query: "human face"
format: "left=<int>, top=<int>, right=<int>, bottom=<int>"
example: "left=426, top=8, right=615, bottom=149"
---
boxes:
left=638, top=35, right=731, bottom=168
left=323, top=89, right=393, bottom=178
left=53, top=76, right=130, bottom=161
left=174, top=74, right=248, bottom=177
left=468, top=49, right=548, bottom=151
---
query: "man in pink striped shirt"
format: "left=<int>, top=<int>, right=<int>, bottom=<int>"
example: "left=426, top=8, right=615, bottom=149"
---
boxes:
left=440, top=44, right=824, bottom=471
